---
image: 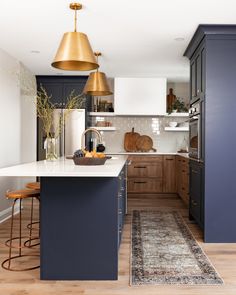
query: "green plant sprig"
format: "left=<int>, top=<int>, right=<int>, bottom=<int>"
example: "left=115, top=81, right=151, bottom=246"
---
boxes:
left=36, top=85, right=86, bottom=138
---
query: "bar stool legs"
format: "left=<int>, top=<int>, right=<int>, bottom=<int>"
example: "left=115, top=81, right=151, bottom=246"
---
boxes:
left=25, top=182, right=40, bottom=248
left=2, top=190, right=40, bottom=271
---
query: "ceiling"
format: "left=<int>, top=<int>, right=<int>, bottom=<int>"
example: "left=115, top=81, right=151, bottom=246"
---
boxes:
left=1, top=0, right=236, bottom=82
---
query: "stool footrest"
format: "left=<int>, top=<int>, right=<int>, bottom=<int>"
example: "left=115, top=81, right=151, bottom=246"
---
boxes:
left=24, top=237, right=40, bottom=248
left=5, top=237, right=34, bottom=249
left=1, top=255, right=40, bottom=271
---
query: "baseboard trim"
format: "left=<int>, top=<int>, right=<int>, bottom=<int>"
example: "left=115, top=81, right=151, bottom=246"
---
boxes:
left=0, top=204, right=20, bottom=224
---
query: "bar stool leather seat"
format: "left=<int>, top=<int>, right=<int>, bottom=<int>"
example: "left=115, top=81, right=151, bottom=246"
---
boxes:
left=25, top=182, right=40, bottom=191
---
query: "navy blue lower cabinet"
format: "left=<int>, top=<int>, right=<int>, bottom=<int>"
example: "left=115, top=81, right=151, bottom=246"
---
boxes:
left=185, top=25, right=236, bottom=242
left=189, top=160, right=204, bottom=230
left=40, top=167, right=126, bottom=280
left=117, top=166, right=127, bottom=246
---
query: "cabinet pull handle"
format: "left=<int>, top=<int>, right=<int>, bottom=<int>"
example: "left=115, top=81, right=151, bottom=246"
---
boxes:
left=166, top=158, right=173, bottom=161
left=134, top=166, right=147, bottom=169
left=182, top=187, right=185, bottom=190
left=191, top=200, right=197, bottom=206
left=182, top=170, right=186, bottom=173
left=134, top=181, right=147, bottom=184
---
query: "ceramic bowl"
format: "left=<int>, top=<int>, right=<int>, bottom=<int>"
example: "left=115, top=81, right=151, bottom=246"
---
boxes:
left=169, top=121, right=178, bottom=127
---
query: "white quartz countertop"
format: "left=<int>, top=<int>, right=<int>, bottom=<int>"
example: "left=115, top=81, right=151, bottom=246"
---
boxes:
left=107, top=151, right=189, bottom=159
left=0, top=156, right=128, bottom=177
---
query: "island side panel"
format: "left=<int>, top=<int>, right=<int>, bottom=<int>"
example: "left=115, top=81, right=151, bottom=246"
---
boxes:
left=40, top=176, right=119, bottom=280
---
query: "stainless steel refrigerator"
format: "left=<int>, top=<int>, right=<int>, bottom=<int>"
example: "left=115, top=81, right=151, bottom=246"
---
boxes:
left=37, top=109, right=85, bottom=160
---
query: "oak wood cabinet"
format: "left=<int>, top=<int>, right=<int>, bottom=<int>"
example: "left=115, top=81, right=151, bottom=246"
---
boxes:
left=175, top=156, right=189, bottom=205
left=127, top=155, right=189, bottom=197
left=163, top=156, right=176, bottom=193
left=127, top=156, right=163, bottom=193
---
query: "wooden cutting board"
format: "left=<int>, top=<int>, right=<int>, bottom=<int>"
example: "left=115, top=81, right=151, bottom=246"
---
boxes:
left=124, top=128, right=140, bottom=152
left=136, top=135, right=157, bottom=152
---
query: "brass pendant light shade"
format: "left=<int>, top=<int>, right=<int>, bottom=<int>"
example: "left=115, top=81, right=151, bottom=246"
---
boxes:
left=51, top=3, right=98, bottom=71
left=83, top=71, right=113, bottom=96
left=83, top=52, right=113, bottom=96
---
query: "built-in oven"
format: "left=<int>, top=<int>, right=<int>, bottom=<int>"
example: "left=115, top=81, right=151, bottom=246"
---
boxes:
left=189, top=101, right=201, bottom=159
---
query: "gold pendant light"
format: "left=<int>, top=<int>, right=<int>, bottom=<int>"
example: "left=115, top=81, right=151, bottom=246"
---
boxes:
left=51, top=3, right=98, bottom=71
left=83, top=52, right=113, bottom=96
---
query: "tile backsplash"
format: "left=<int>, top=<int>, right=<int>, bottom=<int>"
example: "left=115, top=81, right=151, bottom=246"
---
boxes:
left=92, top=116, right=189, bottom=153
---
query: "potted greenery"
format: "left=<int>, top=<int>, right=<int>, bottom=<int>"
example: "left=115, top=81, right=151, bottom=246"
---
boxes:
left=168, top=97, right=188, bottom=114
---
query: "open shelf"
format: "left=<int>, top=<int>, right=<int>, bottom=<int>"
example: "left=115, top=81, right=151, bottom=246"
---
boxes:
left=164, top=126, right=189, bottom=132
left=164, top=112, right=189, bottom=117
left=91, top=126, right=116, bottom=131
left=89, top=112, right=116, bottom=117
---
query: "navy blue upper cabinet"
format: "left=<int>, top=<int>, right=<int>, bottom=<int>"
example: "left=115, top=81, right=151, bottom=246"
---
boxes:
left=189, top=41, right=205, bottom=104
left=184, top=25, right=236, bottom=242
left=36, top=76, right=89, bottom=108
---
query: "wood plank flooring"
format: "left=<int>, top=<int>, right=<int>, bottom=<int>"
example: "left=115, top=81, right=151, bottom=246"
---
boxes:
left=0, top=194, right=236, bottom=295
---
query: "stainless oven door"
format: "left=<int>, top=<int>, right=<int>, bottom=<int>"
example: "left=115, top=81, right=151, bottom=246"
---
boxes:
left=189, top=115, right=201, bottom=159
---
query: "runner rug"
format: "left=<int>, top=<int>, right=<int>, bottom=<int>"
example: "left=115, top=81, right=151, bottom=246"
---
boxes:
left=131, top=210, right=223, bottom=285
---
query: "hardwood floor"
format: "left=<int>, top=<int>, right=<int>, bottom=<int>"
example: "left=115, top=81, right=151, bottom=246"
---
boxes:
left=0, top=194, right=236, bottom=295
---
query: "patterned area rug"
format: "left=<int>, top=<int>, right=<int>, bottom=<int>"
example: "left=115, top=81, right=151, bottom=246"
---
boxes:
left=131, top=210, right=223, bottom=285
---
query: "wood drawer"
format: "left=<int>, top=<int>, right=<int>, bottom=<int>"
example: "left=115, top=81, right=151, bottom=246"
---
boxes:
left=128, top=162, right=163, bottom=178
left=128, top=156, right=163, bottom=163
left=128, top=178, right=162, bottom=193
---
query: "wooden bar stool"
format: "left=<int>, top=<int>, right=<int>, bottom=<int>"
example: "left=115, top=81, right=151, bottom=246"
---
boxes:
left=25, top=182, right=40, bottom=191
left=1, top=189, right=40, bottom=271
left=25, top=182, right=41, bottom=248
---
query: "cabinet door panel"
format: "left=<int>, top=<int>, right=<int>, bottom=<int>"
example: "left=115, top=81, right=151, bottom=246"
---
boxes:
left=128, top=178, right=162, bottom=193
left=163, top=156, right=176, bottom=193
left=128, top=162, right=163, bottom=178
left=189, top=161, right=203, bottom=226
left=201, top=46, right=206, bottom=95
left=176, top=156, right=182, bottom=196
left=190, top=60, right=196, bottom=102
left=196, top=53, right=201, bottom=98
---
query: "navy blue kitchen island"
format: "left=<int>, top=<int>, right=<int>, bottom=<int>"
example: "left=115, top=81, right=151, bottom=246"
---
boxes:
left=0, top=156, right=127, bottom=280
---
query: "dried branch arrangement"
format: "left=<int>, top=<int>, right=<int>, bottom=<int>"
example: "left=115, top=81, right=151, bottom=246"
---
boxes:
left=36, top=85, right=85, bottom=138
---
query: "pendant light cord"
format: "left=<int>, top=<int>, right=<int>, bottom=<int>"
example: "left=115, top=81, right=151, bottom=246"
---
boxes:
left=96, top=55, right=99, bottom=72
left=74, top=9, right=77, bottom=32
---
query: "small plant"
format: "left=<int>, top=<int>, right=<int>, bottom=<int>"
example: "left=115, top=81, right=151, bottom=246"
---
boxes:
left=168, top=97, right=188, bottom=114
left=36, top=85, right=85, bottom=138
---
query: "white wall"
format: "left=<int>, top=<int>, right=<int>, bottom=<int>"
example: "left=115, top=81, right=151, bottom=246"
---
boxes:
left=0, top=48, right=36, bottom=221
